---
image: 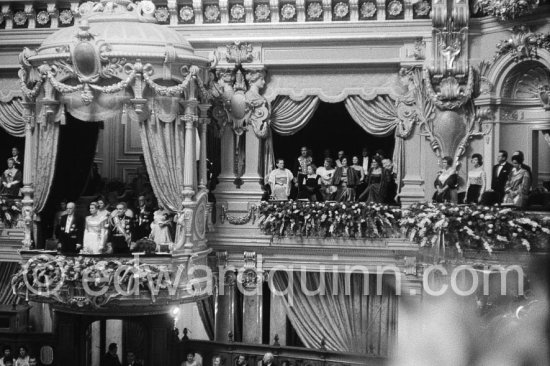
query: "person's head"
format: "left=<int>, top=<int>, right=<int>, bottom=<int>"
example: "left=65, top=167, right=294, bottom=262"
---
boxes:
left=246, top=70, right=266, bottom=89
left=340, top=156, right=348, bottom=167
left=186, top=352, right=195, bottom=362
left=362, top=147, right=369, bottom=157
left=375, top=149, right=385, bottom=159
left=306, top=164, right=316, bottom=175
left=324, top=158, right=333, bottom=169
left=337, top=150, right=344, bottom=159
left=108, top=343, right=117, bottom=355
left=300, top=146, right=308, bottom=157
left=66, top=202, right=75, bottom=215
left=18, top=346, right=27, bottom=357
left=96, top=198, right=106, bottom=210
left=7, top=158, right=14, bottom=168
left=3, top=357, right=13, bottom=366
left=371, top=156, right=382, bottom=169
left=497, top=150, right=508, bottom=164
left=2, top=346, right=11, bottom=357
left=138, top=196, right=146, bottom=207
left=352, top=156, right=359, bottom=165
left=276, top=159, right=285, bottom=170
left=116, top=203, right=127, bottom=217
left=89, top=202, right=98, bottom=215
left=212, top=355, right=222, bottom=366
left=29, top=357, right=38, bottom=366
left=440, top=156, right=453, bottom=169
left=11, top=147, right=18, bottom=156
left=59, top=200, right=67, bottom=211
left=471, top=153, right=483, bottom=167
left=512, top=150, right=524, bottom=160
left=511, top=155, right=524, bottom=169
left=127, top=352, right=135, bottom=363
left=382, top=158, right=393, bottom=170
left=236, top=355, right=246, bottom=365
left=263, top=353, right=274, bottom=365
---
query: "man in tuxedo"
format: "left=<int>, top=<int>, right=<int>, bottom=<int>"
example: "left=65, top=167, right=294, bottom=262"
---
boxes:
left=101, top=343, right=121, bottom=366
left=107, top=202, right=134, bottom=254
left=125, top=351, right=142, bottom=366
left=491, top=150, right=512, bottom=203
left=56, top=202, right=84, bottom=253
left=133, top=195, right=153, bottom=241
left=10, top=147, right=22, bottom=170
left=361, top=147, right=370, bottom=175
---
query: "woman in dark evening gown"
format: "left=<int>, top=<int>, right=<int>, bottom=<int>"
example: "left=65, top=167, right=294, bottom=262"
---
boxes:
left=298, top=164, right=321, bottom=202
left=332, top=157, right=358, bottom=202
left=359, top=157, right=388, bottom=203
left=433, top=156, right=458, bottom=204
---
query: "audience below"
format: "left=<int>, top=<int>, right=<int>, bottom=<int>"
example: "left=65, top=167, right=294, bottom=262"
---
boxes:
left=0, top=345, right=36, bottom=366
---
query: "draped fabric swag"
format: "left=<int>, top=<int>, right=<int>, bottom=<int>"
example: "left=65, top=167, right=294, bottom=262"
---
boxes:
left=0, top=97, right=26, bottom=137
left=196, top=297, right=215, bottom=340
left=271, top=96, right=321, bottom=136
left=32, top=121, right=60, bottom=214
left=273, top=271, right=396, bottom=356
left=345, top=95, right=406, bottom=197
left=139, top=97, right=187, bottom=213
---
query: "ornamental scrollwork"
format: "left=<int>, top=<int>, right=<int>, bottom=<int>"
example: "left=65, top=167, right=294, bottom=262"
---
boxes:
left=539, top=85, right=550, bottom=110
left=494, top=26, right=550, bottom=62
left=423, top=67, right=475, bottom=110
left=221, top=204, right=257, bottom=225
left=473, top=0, right=539, bottom=20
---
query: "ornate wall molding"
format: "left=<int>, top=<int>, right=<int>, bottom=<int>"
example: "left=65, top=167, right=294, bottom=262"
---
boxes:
left=494, top=26, right=550, bottom=63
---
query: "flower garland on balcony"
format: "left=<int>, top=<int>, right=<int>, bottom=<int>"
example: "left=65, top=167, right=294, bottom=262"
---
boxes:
left=400, top=203, right=550, bottom=253
left=474, top=0, right=540, bottom=20
left=11, top=255, right=179, bottom=308
left=257, top=201, right=402, bottom=239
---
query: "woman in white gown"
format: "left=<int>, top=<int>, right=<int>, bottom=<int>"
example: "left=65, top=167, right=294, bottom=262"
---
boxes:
left=150, top=208, right=173, bottom=250
left=83, top=202, right=108, bottom=254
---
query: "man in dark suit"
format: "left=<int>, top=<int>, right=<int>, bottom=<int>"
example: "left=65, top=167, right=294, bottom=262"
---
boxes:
left=491, top=150, right=512, bottom=203
left=56, top=202, right=84, bottom=253
left=133, top=195, right=153, bottom=241
left=125, top=351, right=143, bottom=366
left=10, top=147, right=22, bottom=170
left=101, top=343, right=121, bottom=366
left=107, top=202, right=134, bottom=254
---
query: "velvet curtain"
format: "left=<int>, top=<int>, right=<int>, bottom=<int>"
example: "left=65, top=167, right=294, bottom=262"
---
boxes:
left=32, top=121, right=60, bottom=214
left=0, top=97, right=26, bottom=137
left=344, top=95, right=405, bottom=198
left=139, top=97, right=186, bottom=212
left=0, top=262, right=21, bottom=305
left=273, top=271, right=396, bottom=356
left=271, top=96, right=321, bottom=136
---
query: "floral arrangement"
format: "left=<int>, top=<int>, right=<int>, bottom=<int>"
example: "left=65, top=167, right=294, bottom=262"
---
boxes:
left=11, top=254, right=178, bottom=307
left=0, top=197, right=22, bottom=228
left=400, top=202, right=550, bottom=253
left=257, top=201, right=401, bottom=239
left=474, top=0, right=540, bottom=20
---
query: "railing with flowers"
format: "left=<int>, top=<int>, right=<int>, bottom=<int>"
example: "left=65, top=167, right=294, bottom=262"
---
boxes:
left=10, top=254, right=196, bottom=309
left=400, top=202, right=550, bottom=253
left=257, top=201, right=402, bottom=239
left=257, top=201, right=550, bottom=254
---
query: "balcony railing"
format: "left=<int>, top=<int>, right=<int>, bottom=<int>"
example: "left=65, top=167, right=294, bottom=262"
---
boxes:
left=0, top=0, right=431, bottom=30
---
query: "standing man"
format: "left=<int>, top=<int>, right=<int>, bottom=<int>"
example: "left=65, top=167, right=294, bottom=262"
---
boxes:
left=491, top=150, right=512, bottom=203
left=108, top=203, right=134, bottom=254
left=56, top=202, right=84, bottom=253
left=10, top=147, right=22, bottom=170
left=101, top=343, right=121, bottom=366
left=125, top=351, right=142, bottom=366
left=361, top=147, right=370, bottom=177
left=293, top=146, right=312, bottom=198
left=133, top=196, right=153, bottom=241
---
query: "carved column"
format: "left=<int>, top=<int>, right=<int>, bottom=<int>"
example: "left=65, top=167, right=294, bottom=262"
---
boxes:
left=215, top=271, right=237, bottom=342
left=198, top=104, right=211, bottom=191
left=217, top=125, right=235, bottom=185
left=20, top=100, right=35, bottom=249
left=241, top=252, right=263, bottom=344
left=399, top=131, right=425, bottom=206
left=182, top=100, right=199, bottom=202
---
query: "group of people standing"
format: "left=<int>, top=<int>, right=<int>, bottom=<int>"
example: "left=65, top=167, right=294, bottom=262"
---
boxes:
left=54, top=196, right=173, bottom=255
left=433, top=150, right=532, bottom=208
left=1, top=148, right=23, bottom=197
left=267, top=147, right=397, bottom=204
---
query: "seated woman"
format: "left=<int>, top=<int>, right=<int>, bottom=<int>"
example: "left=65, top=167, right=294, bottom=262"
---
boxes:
left=465, top=153, right=487, bottom=204
left=433, top=156, right=458, bottom=204
left=298, top=164, right=321, bottom=202
left=82, top=202, right=109, bottom=254
left=359, top=157, right=388, bottom=203
left=316, top=158, right=336, bottom=201
left=1, top=158, right=22, bottom=197
left=150, top=207, right=173, bottom=250
left=503, top=154, right=531, bottom=208
left=332, top=156, right=358, bottom=202
left=268, top=159, right=294, bottom=200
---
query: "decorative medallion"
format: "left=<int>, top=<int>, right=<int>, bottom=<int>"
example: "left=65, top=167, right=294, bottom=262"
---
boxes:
left=59, top=9, right=74, bottom=25
left=333, top=2, right=349, bottom=18
left=179, top=5, right=194, bottom=21
left=36, top=10, right=50, bottom=25
left=387, top=0, right=403, bottom=16
left=307, top=2, right=323, bottom=18
left=360, top=1, right=377, bottom=17
left=230, top=4, right=245, bottom=20
left=13, top=11, right=28, bottom=26
left=281, top=3, right=296, bottom=19
left=255, top=4, right=271, bottom=20
left=78, top=1, right=95, bottom=16
left=154, top=6, right=169, bottom=22
left=194, top=199, right=206, bottom=240
left=204, top=4, right=220, bottom=21
left=414, top=0, right=431, bottom=16
left=139, top=1, right=156, bottom=16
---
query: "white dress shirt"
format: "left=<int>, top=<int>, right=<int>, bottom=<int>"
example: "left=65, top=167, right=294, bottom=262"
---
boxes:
left=65, top=214, right=73, bottom=233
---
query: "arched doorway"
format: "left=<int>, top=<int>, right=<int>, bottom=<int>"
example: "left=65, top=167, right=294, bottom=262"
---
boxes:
left=272, top=101, right=395, bottom=169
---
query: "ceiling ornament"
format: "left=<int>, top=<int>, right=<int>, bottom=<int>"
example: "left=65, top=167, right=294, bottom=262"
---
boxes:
left=387, top=0, right=403, bottom=16
left=154, top=6, right=169, bottom=22
left=333, top=2, right=349, bottom=18
left=14, top=11, right=28, bottom=26
left=360, top=1, right=377, bottom=18
left=414, top=0, right=431, bottom=16
left=179, top=5, right=194, bottom=21
left=36, top=11, right=50, bottom=25
left=59, top=9, right=74, bottom=25
left=281, top=3, right=296, bottom=20
left=307, top=2, right=323, bottom=19
left=204, top=4, right=220, bottom=21
left=255, top=4, right=271, bottom=20
left=230, top=4, right=245, bottom=20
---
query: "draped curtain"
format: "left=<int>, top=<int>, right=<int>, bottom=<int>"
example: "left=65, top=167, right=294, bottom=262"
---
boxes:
left=271, top=96, right=321, bottom=136
left=139, top=97, right=186, bottom=212
left=273, top=271, right=396, bottom=356
left=345, top=95, right=405, bottom=198
left=0, top=262, right=21, bottom=305
left=32, top=121, right=60, bottom=214
left=0, top=98, right=25, bottom=137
